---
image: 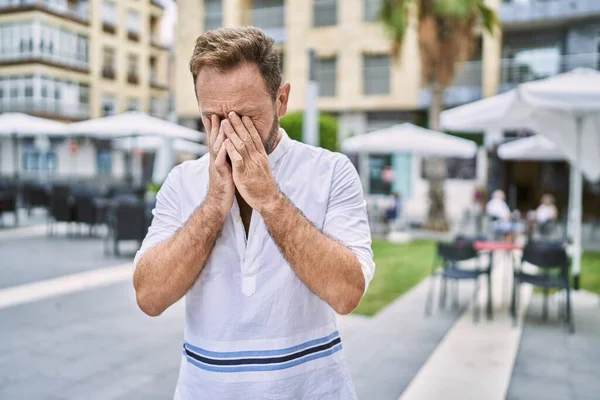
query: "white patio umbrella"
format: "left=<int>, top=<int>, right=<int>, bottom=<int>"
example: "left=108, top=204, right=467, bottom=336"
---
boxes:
left=441, top=68, right=600, bottom=281
left=0, top=112, right=68, bottom=136
left=67, top=111, right=204, bottom=142
left=113, top=136, right=208, bottom=183
left=497, top=135, right=564, bottom=161
left=342, top=123, right=477, bottom=158
left=68, top=112, right=205, bottom=185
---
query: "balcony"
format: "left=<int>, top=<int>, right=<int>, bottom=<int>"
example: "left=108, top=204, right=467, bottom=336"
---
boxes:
left=102, top=67, right=116, bottom=80
left=127, top=72, right=139, bottom=85
left=244, top=5, right=286, bottom=44
left=149, top=72, right=169, bottom=91
left=500, top=0, right=600, bottom=29
left=418, top=60, right=483, bottom=108
left=0, top=0, right=90, bottom=25
left=0, top=50, right=89, bottom=73
left=0, top=99, right=90, bottom=121
left=499, top=52, right=599, bottom=92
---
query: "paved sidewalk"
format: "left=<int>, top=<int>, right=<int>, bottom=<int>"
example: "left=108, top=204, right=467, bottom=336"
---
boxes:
left=345, top=277, right=472, bottom=400
left=508, top=291, right=600, bottom=400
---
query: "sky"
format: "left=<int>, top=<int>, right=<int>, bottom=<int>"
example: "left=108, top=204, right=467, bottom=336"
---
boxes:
left=159, top=0, right=177, bottom=47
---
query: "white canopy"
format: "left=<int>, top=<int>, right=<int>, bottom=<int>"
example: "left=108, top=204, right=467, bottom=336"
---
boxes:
left=342, top=123, right=477, bottom=158
left=68, top=111, right=205, bottom=142
left=0, top=112, right=68, bottom=136
left=441, top=68, right=600, bottom=278
left=441, top=68, right=600, bottom=181
left=498, top=135, right=564, bottom=161
left=112, top=136, right=208, bottom=155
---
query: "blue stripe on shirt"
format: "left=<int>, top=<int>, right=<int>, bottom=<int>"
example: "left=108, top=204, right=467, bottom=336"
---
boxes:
left=184, top=331, right=340, bottom=359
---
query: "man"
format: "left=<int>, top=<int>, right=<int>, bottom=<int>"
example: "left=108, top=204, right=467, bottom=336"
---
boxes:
left=535, top=193, right=558, bottom=236
left=133, top=27, right=375, bottom=399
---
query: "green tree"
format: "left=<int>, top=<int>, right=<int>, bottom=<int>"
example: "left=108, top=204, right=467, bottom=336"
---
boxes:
left=279, top=112, right=339, bottom=152
left=380, top=0, right=499, bottom=231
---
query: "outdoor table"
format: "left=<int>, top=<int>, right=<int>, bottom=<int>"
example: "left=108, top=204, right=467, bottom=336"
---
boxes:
left=474, top=241, right=523, bottom=308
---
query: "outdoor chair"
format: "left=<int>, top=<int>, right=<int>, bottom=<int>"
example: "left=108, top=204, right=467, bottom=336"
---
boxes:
left=0, top=182, right=18, bottom=226
left=72, top=184, right=102, bottom=235
left=23, top=182, right=51, bottom=215
left=425, top=240, right=493, bottom=322
left=48, top=184, right=75, bottom=236
left=511, top=241, right=574, bottom=333
left=106, top=196, right=148, bottom=256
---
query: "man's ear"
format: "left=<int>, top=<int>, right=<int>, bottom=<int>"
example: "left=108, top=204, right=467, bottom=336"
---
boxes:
left=276, top=83, right=291, bottom=118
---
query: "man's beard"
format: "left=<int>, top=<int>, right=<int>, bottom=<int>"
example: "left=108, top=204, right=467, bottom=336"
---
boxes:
left=263, top=113, right=280, bottom=155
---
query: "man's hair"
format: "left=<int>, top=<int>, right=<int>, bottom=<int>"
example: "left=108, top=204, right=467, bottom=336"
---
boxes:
left=189, top=27, right=282, bottom=101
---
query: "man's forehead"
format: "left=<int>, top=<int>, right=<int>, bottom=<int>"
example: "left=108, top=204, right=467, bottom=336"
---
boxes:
left=196, top=63, right=270, bottom=116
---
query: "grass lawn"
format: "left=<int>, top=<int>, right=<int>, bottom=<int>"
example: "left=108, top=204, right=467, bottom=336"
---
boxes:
left=581, top=252, right=600, bottom=295
left=353, top=240, right=435, bottom=316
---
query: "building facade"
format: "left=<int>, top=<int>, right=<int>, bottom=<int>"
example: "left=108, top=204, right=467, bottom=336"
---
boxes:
left=0, top=0, right=171, bottom=121
left=174, top=0, right=599, bottom=223
left=0, top=0, right=172, bottom=182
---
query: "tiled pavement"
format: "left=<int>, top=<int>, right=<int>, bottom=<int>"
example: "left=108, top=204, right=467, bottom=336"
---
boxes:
left=1, top=231, right=599, bottom=399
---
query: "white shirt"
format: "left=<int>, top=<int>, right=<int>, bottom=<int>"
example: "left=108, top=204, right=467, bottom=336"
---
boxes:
left=536, top=203, right=557, bottom=223
left=486, top=198, right=511, bottom=221
left=134, top=129, right=375, bottom=400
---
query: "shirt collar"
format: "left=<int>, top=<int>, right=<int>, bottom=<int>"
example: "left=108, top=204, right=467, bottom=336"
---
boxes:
left=268, top=128, right=292, bottom=169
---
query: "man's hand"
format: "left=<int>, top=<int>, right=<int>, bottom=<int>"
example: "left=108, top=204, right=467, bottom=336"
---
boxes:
left=222, top=112, right=281, bottom=213
left=204, top=115, right=235, bottom=217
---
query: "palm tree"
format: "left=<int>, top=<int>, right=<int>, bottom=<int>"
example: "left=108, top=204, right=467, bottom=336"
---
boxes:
left=381, top=0, right=499, bottom=231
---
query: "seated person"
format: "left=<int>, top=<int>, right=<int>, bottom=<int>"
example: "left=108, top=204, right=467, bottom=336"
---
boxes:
left=384, top=192, right=402, bottom=229
left=535, top=194, right=558, bottom=236
left=486, top=190, right=520, bottom=239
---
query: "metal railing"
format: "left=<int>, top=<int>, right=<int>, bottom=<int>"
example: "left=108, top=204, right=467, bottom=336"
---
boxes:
left=499, top=52, right=600, bottom=91
left=500, top=0, right=600, bottom=26
left=0, top=50, right=89, bottom=71
left=0, top=99, right=90, bottom=120
left=0, top=0, right=90, bottom=23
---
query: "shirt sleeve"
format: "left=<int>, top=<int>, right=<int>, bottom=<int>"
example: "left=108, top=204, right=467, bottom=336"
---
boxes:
left=322, top=155, right=375, bottom=294
left=133, top=166, right=184, bottom=269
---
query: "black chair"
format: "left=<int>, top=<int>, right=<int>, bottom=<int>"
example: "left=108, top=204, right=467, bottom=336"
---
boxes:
left=23, top=182, right=51, bottom=215
left=48, top=184, right=74, bottom=236
left=71, top=184, right=102, bottom=235
left=511, top=241, right=574, bottom=333
left=425, top=240, right=493, bottom=322
left=107, top=196, right=148, bottom=256
left=0, top=182, right=18, bottom=226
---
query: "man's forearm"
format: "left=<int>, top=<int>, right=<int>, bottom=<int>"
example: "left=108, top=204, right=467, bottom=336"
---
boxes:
left=133, top=198, right=226, bottom=316
left=261, top=193, right=365, bottom=315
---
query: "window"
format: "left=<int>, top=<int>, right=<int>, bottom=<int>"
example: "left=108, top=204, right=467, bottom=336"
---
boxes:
left=97, top=148, right=112, bottom=175
left=364, top=0, right=382, bottom=21
left=24, top=75, right=34, bottom=99
left=102, top=95, right=117, bottom=116
left=127, top=53, right=139, bottom=84
left=127, top=98, right=140, bottom=111
left=127, top=9, right=141, bottom=37
left=102, top=46, right=116, bottom=79
left=149, top=56, right=158, bottom=83
left=363, top=54, right=391, bottom=95
left=54, top=78, right=61, bottom=100
left=502, top=46, right=560, bottom=85
left=76, top=34, right=88, bottom=64
left=315, top=57, right=337, bottom=97
left=22, top=142, right=57, bottom=173
left=369, top=155, right=393, bottom=195
left=102, top=1, right=117, bottom=26
left=313, top=0, right=337, bottom=27
left=79, top=84, right=89, bottom=106
left=150, top=97, right=163, bottom=118
left=204, top=0, right=223, bottom=31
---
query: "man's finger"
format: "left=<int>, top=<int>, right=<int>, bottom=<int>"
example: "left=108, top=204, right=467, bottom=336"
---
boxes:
left=228, top=112, right=256, bottom=152
left=212, top=121, right=225, bottom=155
left=223, top=120, right=248, bottom=158
left=209, top=115, right=220, bottom=150
left=214, top=140, right=230, bottom=174
left=242, top=116, right=266, bottom=155
left=224, top=139, right=244, bottom=169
